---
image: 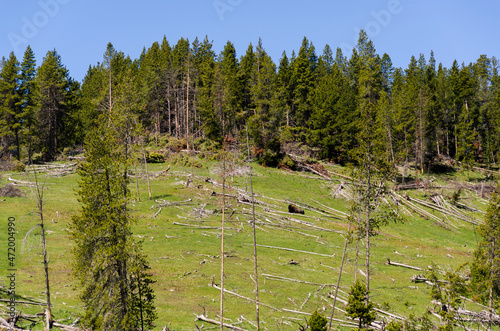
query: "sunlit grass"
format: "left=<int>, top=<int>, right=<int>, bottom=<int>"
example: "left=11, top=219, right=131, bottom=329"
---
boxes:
left=0, top=159, right=494, bottom=330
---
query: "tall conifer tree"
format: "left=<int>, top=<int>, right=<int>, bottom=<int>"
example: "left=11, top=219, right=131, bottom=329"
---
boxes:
left=0, top=52, right=21, bottom=160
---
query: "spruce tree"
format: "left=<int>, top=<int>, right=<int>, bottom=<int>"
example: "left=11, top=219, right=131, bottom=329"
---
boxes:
left=273, top=51, right=293, bottom=128
left=346, top=280, right=376, bottom=330
left=34, top=50, right=76, bottom=161
left=248, top=38, right=277, bottom=148
left=470, top=185, right=500, bottom=325
left=308, top=310, right=327, bottom=331
left=291, top=37, right=316, bottom=127
left=193, top=36, right=218, bottom=141
left=19, top=46, right=37, bottom=162
left=0, top=52, right=21, bottom=160
left=71, top=111, right=156, bottom=330
left=219, top=41, right=242, bottom=134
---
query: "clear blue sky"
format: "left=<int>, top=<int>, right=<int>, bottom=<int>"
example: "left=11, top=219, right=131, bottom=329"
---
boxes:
left=1, top=0, right=499, bottom=82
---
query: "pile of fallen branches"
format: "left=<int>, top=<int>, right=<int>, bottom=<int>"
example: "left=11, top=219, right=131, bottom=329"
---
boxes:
left=0, top=312, right=80, bottom=331
left=0, top=183, right=24, bottom=197
left=393, top=178, right=432, bottom=191
left=430, top=301, right=500, bottom=327
left=25, top=163, right=77, bottom=177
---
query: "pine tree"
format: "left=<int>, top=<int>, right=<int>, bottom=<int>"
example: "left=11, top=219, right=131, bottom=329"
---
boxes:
left=220, top=41, right=243, bottom=134
left=435, top=63, right=452, bottom=157
left=248, top=38, right=277, bottom=148
left=240, top=42, right=256, bottom=121
left=193, top=36, right=218, bottom=141
left=352, top=30, right=388, bottom=295
left=308, top=310, right=327, bottom=331
left=34, top=50, right=76, bottom=161
left=71, top=111, right=156, bottom=330
left=309, top=62, right=356, bottom=162
left=346, top=280, right=376, bottom=329
left=470, top=185, right=500, bottom=327
left=0, top=52, right=21, bottom=160
left=291, top=37, right=316, bottom=127
left=141, top=41, right=166, bottom=146
left=489, top=57, right=500, bottom=165
left=19, top=46, right=37, bottom=162
left=273, top=51, right=293, bottom=128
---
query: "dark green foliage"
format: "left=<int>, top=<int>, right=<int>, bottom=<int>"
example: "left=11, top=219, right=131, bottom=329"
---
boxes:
left=427, top=263, right=469, bottom=330
left=470, top=185, right=500, bottom=310
left=385, top=320, right=403, bottom=331
left=346, top=280, right=376, bottom=329
left=19, top=46, right=37, bottom=162
left=34, top=50, right=80, bottom=161
left=71, top=113, right=156, bottom=330
left=145, top=150, right=165, bottom=163
left=308, top=309, right=327, bottom=331
left=3, top=32, right=500, bottom=169
left=0, top=52, right=21, bottom=160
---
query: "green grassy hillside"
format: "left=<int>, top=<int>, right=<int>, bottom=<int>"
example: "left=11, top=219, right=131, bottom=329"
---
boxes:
left=0, top=156, right=496, bottom=330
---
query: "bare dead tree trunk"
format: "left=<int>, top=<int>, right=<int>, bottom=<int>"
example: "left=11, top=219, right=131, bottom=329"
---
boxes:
left=134, top=162, right=140, bottom=202
left=436, top=131, right=440, bottom=156
left=246, top=126, right=260, bottom=330
left=186, top=59, right=190, bottom=150
left=219, top=134, right=227, bottom=331
left=142, top=147, right=152, bottom=200
left=489, top=239, right=495, bottom=331
left=365, top=167, right=371, bottom=302
left=386, top=121, right=395, bottom=165
left=31, top=170, right=51, bottom=330
left=155, top=83, right=160, bottom=148
left=354, top=237, right=360, bottom=283
left=175, top=92, right=179, bottom=138
left=167, top=83, right=172, bottom=136
left=454, top=111, right=458, bottom=158
left=108, top=68, right=113, bottom=112
left=328, top=218, right=352, bottom=331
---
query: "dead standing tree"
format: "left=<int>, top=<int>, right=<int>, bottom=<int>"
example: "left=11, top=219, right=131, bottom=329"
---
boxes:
left=246, top=125, right=260, bottom=330
left=24, top=168, right=52, bottom=330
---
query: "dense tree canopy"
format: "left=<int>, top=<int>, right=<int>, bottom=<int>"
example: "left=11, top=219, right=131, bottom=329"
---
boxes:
left=1, top=32, right=499, bottom=167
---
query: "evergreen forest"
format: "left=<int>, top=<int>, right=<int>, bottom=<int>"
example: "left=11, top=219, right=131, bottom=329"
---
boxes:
left=1, top=31, right=500, bottom=169
left=2, top=31, right=500, bottom=330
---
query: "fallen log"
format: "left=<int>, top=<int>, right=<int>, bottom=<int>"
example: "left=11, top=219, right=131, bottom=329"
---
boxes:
left=152, top=198, right=192, bottom=208
left=410, top=274, right=435, bottom=286
left=385, top=258, right=423, bottom=271
left=52, top=322, right=81, bottom=331
left=262, top=273, right=337, bottom=287
left=173, top=222, right=241, bottom=231
left=195, top=315, right=247, bottom=331
left=251, top=244, right=333, bottom=257
left=311, top=199, right=349, bottom=217
left=472, top=166, right=500, bottom=175
left=282, top=308, right=311, bottom=315
left=407, top=194, right=478, bottom=225
left=211, top=284, right=281, bottom=312
left=0, top=299, right=47, bottom=306
left=7, top=177, right=37, bottom=186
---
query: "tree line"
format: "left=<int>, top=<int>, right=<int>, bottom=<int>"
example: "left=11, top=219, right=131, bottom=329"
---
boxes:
left=1, top=31, right=500, bottom=169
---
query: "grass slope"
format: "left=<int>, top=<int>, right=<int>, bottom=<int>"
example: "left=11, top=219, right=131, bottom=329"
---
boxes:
left=0, top=157, right=495, bottom=330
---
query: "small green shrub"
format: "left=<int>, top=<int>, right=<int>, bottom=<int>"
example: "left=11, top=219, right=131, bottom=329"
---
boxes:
left=168, top=153, right=203, bottom=168
left=346, top=280, right=376, bottom=329
left=385, top=320, right=403, bottom=331
left=11, top=160, right=25, bottom=172
left=278, top=154, right=295, bottom=170
left=308, top=310, right=327, bottom=331
left=146, top=151, right=165, bottom=163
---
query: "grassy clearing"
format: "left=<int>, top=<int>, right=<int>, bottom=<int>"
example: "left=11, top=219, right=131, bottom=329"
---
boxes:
left=0, top=157, right=495, bottom=330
